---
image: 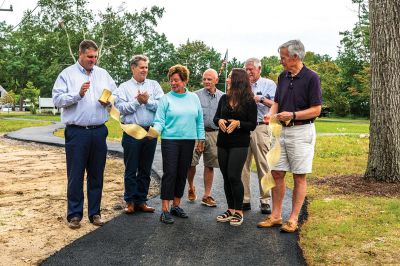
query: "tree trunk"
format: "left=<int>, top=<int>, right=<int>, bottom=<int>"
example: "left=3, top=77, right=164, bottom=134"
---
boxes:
left=365, top=0, right=400, bottom=182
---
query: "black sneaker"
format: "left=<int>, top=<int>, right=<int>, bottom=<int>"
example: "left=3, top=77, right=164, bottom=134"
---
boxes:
left=170, top=206, right=188, bottom=218
left=242, top=202, right=251, bottom=211
left=160, top=211, right=174, bottom=224
left=260, top=203, right=271, bottom=214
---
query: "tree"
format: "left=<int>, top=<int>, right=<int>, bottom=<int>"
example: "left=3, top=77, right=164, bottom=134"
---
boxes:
left=21, top=82, right=40, bottom=114
left=175, top=40, right=221, bottom=90
left=365, top=0, right=400, bottom=182
left=336, top=0, right=370, bottom=117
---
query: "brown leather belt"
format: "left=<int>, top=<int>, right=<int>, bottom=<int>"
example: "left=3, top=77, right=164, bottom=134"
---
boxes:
left=205, top=127, right=218, bottom=132
left=257, top=122, right=269, bottom=125
left=281, top=120, right=314, bottom=127
left=67, top=124, right=104, bottom=129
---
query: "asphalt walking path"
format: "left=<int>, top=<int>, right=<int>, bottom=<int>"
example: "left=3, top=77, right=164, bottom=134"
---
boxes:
left=6, top=122, right=306, bottom=266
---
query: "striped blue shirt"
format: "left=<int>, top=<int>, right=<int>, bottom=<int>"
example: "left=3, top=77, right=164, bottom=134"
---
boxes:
left=252, top=77, right=277, bottom=122
left=113, top=78, right=164, bottom=126
left=52, top=62, right=117, bottom=126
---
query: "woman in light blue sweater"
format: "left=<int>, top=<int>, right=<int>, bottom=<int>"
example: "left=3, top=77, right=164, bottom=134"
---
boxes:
left=153, top=64, right=205, bottom=224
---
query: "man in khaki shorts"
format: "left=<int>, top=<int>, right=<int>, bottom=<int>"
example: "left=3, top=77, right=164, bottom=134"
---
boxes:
left=241, top=57, right=277, bottom=214
left=187, top=69, right=224, bottom=207
left=258, top=40, right=322, bottom=233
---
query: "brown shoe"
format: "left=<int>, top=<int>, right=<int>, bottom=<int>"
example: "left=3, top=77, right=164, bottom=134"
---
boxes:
left=257, top=215, right=283, bottom=228
left=280, top=221, right=298, bottom=233
left=124, top=202, right=135, bottom=214
left=92, top=215, right=104, bottom=226
left=135, top=203, right=155, bottom=213
left=188, top=186, right=197, bottom=201
left=68, top=217, right=81, bottom=229
left=201, top=196, right=217, bottom=207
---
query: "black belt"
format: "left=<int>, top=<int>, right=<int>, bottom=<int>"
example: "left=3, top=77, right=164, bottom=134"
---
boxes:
left=281, top=120, right=314, bottom=127
left=67, top=124, right=104, bottom=129
left=257, top=122, right=269, bottom=125
left=205, top=127, right=218, bottom=132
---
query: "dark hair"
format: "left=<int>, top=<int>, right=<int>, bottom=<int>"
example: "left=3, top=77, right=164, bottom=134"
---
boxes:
left=79, top=40, right=98, bottom=53
left=168, top=64, right=190, bottom=83
left=227, top=68, right=254, bottom=111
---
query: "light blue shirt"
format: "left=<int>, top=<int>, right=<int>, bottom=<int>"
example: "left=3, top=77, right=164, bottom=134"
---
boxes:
left=252, top=77, right=277, bottom=122
left=195, top=88, right=224, bottom=129
left=153, top=89, right=205, bottom=140
left=113, top=78, right=164, bottom=126
left=52, top=62, right=117, bottom=126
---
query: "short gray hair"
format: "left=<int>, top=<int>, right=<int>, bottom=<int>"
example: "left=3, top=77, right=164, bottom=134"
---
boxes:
left=130, top=54, right=149, bottom=67
left=278, top=40, right=305, bottom=60
left=203, top=68, right=218, bottom=78
left=244, top=57, right=261, bottom=68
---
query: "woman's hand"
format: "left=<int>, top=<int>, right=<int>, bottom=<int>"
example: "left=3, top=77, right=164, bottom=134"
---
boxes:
left=226, top=119, right=240, bottom=134
left=218, top=119, right=228, bottom=133
left=196, top=140, right=205, bottom=153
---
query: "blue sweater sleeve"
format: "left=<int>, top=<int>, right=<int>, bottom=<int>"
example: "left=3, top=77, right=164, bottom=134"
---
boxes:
left=194, top=95, right=205, bottom=139
left=153, top=95, right=167, bottom=134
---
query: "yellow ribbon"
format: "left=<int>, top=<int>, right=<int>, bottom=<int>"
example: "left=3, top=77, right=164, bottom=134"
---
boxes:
left=100, top=89, right=159, bottom=140
left=260, top=116, right=286, bottom=191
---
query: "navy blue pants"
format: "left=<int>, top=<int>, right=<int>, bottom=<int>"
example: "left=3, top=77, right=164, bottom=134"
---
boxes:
left=65, top=125, right=108, bottom=222
left=122, top=133, right=157, bottom=205
left=161, top=139, right=195, bottom=200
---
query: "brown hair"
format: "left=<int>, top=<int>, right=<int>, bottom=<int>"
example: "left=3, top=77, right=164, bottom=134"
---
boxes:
left=227, top=68, right=254, bottom=111
left=168, top=64, right=190, bottom=83
left=79, top=40, right=98, bottom=53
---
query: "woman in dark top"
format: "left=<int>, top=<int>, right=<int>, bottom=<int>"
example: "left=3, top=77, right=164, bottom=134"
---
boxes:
left=213, top=68, right=257, bottom=226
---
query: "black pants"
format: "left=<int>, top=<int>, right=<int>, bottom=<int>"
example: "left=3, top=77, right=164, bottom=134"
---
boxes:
left=122, top=132, right=157, bottom=205
left=161, top=139, right=195, bottom=200
left=218, top=147, right=248, bottom=210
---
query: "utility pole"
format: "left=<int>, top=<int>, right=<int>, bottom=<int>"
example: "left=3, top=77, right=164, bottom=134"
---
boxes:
left=0, top=5, right=13, bottom=11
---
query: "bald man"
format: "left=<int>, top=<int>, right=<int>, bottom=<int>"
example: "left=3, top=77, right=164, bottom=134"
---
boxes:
left=187, top=69, right=224, bottom=207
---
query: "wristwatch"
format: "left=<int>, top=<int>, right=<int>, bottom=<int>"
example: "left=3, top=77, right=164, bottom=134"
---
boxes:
left=260, top=96, right=265, bottom=103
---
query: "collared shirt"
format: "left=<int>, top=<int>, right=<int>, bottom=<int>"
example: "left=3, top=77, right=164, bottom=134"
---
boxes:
left=52, top=62, right=117, bottom=126
left=195, top=88, right=224, bottom=129
left=275, top=65, right=322, bottom=113
left=113, top=78, right=164, bottom=126
left=251, top=77, right=277, bottom=122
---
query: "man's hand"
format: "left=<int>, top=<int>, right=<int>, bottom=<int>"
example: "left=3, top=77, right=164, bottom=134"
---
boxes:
left=254, top=95, right=262, bottom=103
left=136, top=90, right=149, bottom=104
left=263, top=113, right=271, bottom=124
left=276, top=111, right=294, bottom=122
left=79, top=81, right=90, bottom=97
left=226, top=119, right=240, bottom=134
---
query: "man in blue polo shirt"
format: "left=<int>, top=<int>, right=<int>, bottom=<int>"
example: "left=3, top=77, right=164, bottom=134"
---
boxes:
left=257, top=40, right=322, bottom=233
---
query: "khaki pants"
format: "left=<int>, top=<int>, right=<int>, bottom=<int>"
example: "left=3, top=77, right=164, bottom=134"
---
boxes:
left=241, top=124, right=271, bottom=204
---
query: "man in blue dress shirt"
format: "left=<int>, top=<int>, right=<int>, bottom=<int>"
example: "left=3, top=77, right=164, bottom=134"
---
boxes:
left=113, top=55, right=164, bottom=214
left=53, top=40, right=117, bottom=229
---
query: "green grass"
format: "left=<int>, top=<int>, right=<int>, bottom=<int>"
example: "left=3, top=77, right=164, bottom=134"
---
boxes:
left=315, top=117, right=369, bottom=134
left=0, top=119, right=52, bottom=133
left=0, top=111, right=60, bottom=122
left=54, top=119, right=123, bottom=141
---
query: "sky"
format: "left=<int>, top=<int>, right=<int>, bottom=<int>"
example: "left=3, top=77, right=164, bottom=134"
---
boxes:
left=0, top=0, right=360, bottom=61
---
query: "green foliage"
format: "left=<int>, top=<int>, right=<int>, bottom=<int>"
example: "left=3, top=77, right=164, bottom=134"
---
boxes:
left=21, top=82, right=40, bottom=114
left=175, top=40, right=222, bottom=91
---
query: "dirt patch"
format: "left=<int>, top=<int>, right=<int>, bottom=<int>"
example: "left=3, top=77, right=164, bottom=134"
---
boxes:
left=0, top=136, right=159, bottom=265
left=310, top=174, right=400, bottom=197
